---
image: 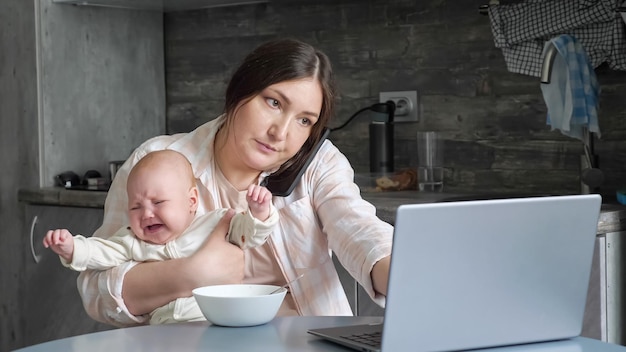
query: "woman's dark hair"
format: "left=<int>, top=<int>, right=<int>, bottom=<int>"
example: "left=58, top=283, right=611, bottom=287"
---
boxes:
left=222, top=38, right=336, bottom=175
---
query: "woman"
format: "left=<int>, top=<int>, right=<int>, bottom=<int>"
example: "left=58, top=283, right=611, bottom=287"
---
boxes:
left=78, top=38, right=393, bottom=326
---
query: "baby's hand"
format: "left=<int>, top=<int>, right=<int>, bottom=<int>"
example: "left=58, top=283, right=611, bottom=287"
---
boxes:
left=43, top=229, right=75, bottom=262
left=247, top=184, right=272, bottom=221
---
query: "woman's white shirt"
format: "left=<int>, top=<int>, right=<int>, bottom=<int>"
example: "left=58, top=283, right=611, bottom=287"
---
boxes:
left=77, top=116, right=393, bottom=326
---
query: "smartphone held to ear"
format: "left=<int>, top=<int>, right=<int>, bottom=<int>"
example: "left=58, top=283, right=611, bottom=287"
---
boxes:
left=262, top=128, right=330, bottom=197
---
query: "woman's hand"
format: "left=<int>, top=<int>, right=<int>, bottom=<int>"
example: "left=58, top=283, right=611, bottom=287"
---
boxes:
left=184, top=209, right=245, bottom=288
left=123, top=209, right=244, bottom=316
left=371, top=255, right=391, bottom=296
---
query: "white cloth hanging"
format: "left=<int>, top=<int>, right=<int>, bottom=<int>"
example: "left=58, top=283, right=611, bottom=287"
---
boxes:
left=540, top=35, right=601, bottom=141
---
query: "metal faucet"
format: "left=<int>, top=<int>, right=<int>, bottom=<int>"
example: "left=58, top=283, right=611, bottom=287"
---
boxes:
left=580, top=128, right=604, bottom=194
left=540, top=41, right=603, bottom=193
left=540, top=43, right=558, bottom=84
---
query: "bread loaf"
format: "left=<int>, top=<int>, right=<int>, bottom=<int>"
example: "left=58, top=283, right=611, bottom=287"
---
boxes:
left=375, top=168, right=418, bottom=191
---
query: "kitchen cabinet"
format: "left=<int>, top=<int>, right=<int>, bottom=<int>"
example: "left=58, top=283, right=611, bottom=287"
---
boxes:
left=19, top=204, right=114, bottom=349
left=1, top=3, right=164, bottom=348
left=357, top=284, right=385, bottom=316
left=0, top=1, right=37, bottom=348
left=603, top=231, right=626, bottom=344
left=333, top=255, right=385, bottom=316
left=582, top=231, right=626, bottom=344
left=333, top=255, right=357, bottom=314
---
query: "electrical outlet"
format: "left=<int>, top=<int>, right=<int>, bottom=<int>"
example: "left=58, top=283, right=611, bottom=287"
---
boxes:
left=379, top=90, right=419, bottom=122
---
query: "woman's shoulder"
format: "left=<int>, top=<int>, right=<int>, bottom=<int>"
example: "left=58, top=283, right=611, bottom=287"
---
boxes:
left=135, top=118, right=221, bottom=155
left=302, top=139, right=355, bottom=186
left=314, top=139, right=351, bottom=169
left=137, top=133, right=183, bottom=150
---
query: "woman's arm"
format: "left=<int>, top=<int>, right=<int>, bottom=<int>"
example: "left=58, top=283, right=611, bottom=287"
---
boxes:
left=79, top=208, right=244, bottom=324
left=122, top=210, right=244, bottom=315
left=309, top=142, right=394, bottom=303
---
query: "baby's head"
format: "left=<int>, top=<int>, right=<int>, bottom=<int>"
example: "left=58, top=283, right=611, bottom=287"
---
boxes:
left=126, top=150, right=198, bottom=245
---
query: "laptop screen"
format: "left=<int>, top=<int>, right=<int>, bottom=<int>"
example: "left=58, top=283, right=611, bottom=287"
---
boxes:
left=382, top=194, right=601, bottom=351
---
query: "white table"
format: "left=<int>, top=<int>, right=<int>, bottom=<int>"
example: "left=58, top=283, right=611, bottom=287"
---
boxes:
left=14, top=316, right=626, bottom=352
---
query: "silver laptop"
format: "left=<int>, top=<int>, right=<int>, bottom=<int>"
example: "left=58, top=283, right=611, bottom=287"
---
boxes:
left=308, top=194, right=602, bottom=352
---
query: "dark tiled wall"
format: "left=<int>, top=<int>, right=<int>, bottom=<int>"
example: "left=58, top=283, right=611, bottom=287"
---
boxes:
left=164, top=0, right=626, bottom=197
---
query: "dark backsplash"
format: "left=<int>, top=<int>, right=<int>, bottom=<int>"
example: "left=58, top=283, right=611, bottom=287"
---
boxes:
left=164, top=0, right=626, bottom=197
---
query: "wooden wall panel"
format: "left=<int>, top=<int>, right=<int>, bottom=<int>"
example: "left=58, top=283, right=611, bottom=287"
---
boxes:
left=164, top=0, right=626, bottom=198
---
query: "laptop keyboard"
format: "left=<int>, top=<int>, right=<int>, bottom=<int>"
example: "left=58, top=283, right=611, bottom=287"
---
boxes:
left=341, top=331, right=382, bottom=347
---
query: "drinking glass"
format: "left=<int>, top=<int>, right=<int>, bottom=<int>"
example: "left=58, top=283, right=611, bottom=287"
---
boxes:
left=417, top=131, right=444, bottom=192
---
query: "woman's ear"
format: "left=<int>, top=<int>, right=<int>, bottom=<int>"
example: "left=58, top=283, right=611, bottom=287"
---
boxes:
left=189, top=186, right=199, bottom=212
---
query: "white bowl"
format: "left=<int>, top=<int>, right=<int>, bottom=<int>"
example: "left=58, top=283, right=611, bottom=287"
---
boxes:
left=192, top=284, right=287, bottom=327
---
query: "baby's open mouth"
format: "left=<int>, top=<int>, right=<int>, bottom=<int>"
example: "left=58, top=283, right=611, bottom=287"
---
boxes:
left=146, top=224, right=163, bottom=232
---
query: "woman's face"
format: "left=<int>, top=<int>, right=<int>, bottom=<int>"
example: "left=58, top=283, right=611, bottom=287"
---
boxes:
left=228, top=78, right=323, bottom=172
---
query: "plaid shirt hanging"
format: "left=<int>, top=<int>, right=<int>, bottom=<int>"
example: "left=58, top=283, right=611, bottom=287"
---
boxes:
left=488, top=0, right=626, bottom=77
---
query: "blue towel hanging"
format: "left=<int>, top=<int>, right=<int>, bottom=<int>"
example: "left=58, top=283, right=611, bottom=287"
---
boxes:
left=540, top=35, right=600, bottom=142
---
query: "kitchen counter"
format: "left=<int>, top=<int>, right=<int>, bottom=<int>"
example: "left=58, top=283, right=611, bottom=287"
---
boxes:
left=362, top=191, right=626, bottom=234
left=18, top=187, right=107, bottom=208
left=18, top=188, right=626, bottom=234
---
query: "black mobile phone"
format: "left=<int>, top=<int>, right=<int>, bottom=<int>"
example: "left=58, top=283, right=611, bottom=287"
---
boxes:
left=262, top=128, right=330, bottom=197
